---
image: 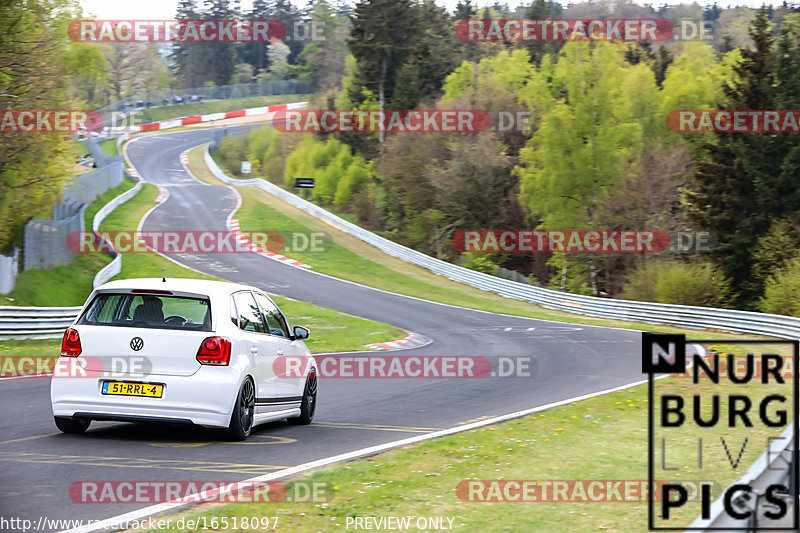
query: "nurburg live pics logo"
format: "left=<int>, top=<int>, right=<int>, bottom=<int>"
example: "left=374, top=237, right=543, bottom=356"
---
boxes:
left=642, top=333, right=799, bottom=530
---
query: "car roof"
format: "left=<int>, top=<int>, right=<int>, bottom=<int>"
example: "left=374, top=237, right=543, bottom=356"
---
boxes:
left=95, top=278, right=261, bottom=298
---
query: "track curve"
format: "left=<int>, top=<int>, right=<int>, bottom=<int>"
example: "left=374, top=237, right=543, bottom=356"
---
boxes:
left=0, top=126, right=643, bottom=530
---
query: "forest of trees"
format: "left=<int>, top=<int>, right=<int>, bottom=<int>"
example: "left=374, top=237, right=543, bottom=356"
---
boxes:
left=3, top=0, right=800, bottom=316
left=214, top=0, right=800, bottom=315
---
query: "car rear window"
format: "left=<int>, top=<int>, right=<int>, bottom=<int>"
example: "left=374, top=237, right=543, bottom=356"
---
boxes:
left=78, top=292, right=212, bottom=331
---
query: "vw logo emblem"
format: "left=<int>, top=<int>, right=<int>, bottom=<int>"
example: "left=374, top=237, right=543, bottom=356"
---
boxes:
left=130, top=337, right=144, bottom=351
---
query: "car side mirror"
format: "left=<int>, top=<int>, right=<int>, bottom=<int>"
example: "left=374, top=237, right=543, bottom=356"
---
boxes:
left=292, top=325, right=310, bottom=340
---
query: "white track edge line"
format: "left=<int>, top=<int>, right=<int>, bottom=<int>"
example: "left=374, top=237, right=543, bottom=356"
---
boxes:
left=59, top=375, right=654, bottom=533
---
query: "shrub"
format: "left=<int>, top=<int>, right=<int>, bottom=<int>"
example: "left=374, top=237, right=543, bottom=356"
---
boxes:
left=620, top=261, right=662, bottom=302
left=462, top=252, right=498, bottom=274
left=216, top=136, right=246, bottom=176
left=759, top=256, right=800, bottom=316
left=622, top=261, right=734, bottom=308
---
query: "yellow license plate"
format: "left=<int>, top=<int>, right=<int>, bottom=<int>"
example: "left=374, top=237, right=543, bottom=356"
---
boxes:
left=102, top=381, right=163, bottom=398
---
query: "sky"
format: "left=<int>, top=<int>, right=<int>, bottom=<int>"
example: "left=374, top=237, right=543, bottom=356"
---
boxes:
left=79, top=0, right=792, bottom=20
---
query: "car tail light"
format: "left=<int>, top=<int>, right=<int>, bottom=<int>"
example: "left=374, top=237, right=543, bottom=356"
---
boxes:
left=196, top=336, right=231, bottom=366
left=61, top=327, right=82, bottom=357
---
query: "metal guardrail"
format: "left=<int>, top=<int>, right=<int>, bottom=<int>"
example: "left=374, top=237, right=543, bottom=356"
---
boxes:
left=203, top=145, right=800, bottom=341
left=91, top=176, right=143, bottom=290
left=688, top=423, right=795, bottom=530
left=0, top=306, right=81, bottom=338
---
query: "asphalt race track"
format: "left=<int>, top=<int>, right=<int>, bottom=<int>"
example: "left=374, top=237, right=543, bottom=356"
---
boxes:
left=0, top=126, right=644, bottom=531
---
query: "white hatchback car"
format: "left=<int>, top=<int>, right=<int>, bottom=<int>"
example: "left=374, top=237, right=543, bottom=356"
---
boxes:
left=50, top=278, right=317, bottom=440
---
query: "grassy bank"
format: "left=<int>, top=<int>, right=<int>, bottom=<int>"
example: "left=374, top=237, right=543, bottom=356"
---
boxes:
left=1, top=177, right=136, bottom=307
left=98, top=138, right=119, bottom=156
left=137, top=342, right=794, bottom=531
left=189, top=145, right=755, bottom=339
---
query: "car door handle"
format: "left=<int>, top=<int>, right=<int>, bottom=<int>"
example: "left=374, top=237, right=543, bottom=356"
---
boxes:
left=250, top=346, right=258, bottom=355
left=277, top=350, right=284, bottom=356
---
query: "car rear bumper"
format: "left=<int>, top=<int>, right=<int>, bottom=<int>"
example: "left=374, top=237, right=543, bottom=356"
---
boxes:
left=50, top=367, right=243, bottom=428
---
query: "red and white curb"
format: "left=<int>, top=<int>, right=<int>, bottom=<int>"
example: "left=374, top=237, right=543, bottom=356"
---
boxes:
left=140, top=101, right=306, bottom=132
left=365, top=331, right=430, bottom=351
left=180, top=152, right=189, bottom=166
left=127, top=167, right=139, bottom=178
left=230, top=218, right=310, bottom=269
left=154, top=185, right=169, bottom=204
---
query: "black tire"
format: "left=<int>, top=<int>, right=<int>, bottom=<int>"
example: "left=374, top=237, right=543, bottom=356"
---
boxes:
left=227, top=377, right=255, bottom=441
left=287, top=370, right=317, bottom=425
left=54, top=416, right=90, bottom=434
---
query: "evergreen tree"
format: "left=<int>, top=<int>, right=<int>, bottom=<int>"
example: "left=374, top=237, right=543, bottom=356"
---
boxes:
left=274, top=0, right=305, bottom=64
left=172, top=0, right=205, bottom=87
left=454, top=0, right=474, bottom=19
left=522, top=0, right=562, bottom=65
left=691, top=8, right=800, bottom=306
left=652, top=45, right=673, bottom=87
left=203, top=0, right=241, bottom=86
left=348, top=0, right=419, bottom=141
left=240, top=0, right=272, bottom=74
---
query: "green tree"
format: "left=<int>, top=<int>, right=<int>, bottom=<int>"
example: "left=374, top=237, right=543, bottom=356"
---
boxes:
left=349, top=0, right=417, bottom=141
left=64, top=42, right=109, bottom=106
left=0, top=0, right=78, bottom=252
left=240, top=0, right=272, bottom=74
left=692, top=8, right=800, bottom=306
left=229, top=63, right=255, bottom=85
left=751, top=220, right=800, bottom=285
left=294, top=0, right=349, bottom=89
left=172, top=0, right=205, bottom=87
left=521, top=0, right=562, bottom=65
left=516, top=42, right=656, bottom=295
left=203, top=0, right=241, bottom=86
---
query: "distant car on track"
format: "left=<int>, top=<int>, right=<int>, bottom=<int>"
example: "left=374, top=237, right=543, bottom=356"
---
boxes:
left=50, top=278, right=316, bottom=440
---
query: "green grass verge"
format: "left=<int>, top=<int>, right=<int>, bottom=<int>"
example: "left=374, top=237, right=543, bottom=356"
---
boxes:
left=138, top=343, right=794, bottom=531
left=98, top=138, right=119, bottom=156
left=0, top=254, right=110, bottom=308
left=75, top=140, right=89, bottom=157
left=83, top=177, right=134, bottom=229
left=1, top=178, right=136, bottom=307
left=140, top=95, right=312, bottom=124
left=189, top=145, right=748, bottom=340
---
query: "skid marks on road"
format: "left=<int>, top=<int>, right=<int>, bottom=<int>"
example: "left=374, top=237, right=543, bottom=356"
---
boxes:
left=0, top=451, right=286, bottom=474
left=150, top=435, right=297, bottom=447
left=311, top=421, right=442, bottom=434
